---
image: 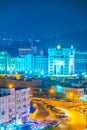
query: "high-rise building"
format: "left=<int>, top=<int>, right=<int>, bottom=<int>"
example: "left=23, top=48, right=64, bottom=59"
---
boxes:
left=0, top=88, right=15, bottom=124
left=75, top=51, right=87, bottom=74
left=15, top=87, right=30, bottom=123
left=48, top=45, right=75, bottom=76
left=0, top=87, right=30, bottom=124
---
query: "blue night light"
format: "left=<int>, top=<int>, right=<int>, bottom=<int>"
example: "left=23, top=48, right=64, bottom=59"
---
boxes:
left=57, top=45, right=61, bottom=49
left=55, top=85, right=64, bottom=93
left=41, top=70, right=44, bottom=75
left=83, top=95, right=87, bottom=101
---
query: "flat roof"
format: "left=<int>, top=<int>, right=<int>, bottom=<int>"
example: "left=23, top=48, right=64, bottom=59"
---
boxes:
left=15, top=87, right=29, bottom=90
left=0, top=93, right=10, bottom=97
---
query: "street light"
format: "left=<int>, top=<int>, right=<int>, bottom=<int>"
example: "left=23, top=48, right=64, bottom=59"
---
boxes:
left=67, top=92, right=73, bottom=99
left=49, top=88, right=54, bottom=94
left=49, top=87, right=55, bottom=98
left=8, top=84, right=13, bottom=88
left=33, top=103, right=37, bottom=108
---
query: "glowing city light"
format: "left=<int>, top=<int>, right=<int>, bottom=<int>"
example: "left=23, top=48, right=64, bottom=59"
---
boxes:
left=57, top=45, right=61, bottom=49
left=8, top=84, right=13, bottom=88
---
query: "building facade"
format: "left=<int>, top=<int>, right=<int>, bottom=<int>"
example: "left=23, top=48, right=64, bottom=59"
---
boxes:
left=0, top=87, right=30, bottom=124
left=34, top=55, right=48, bottom=76
left=0, top=51, right=47, bottom=76
left=64, top=87, right=84, bottom=100
left=75, top=51, right=87, bottom=74
left=48, top=45, right=75, bottom=76
left=0, top=88, right=15, bottom=124
left=19, top=44, right=39, bottom=56
left=0, top=51, right=11, bottom=72
left=15, top=87, right=30, bottom=123
left=19, top=48, right=31, bottom=56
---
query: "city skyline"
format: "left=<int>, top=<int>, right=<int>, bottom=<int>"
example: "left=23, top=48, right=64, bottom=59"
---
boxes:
left=1, top=1, right=87, bottom=129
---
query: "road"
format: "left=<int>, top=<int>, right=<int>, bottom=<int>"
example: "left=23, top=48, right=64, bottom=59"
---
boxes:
left=31, top=97, right=87, bottom=130
left=35, top=103, right=49, bottom=120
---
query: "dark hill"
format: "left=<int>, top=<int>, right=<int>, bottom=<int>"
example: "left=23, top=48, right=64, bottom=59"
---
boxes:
left=0, top=30, right=87, bottom=56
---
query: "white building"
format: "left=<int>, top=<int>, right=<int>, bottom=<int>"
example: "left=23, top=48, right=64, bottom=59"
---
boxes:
left=75, top=51, right=87, bottom=74
left=0, top=88, right=15, bottom=124
left=19, top=48, right=30, bottom=56
left=19, top=44, right=38, bottom=56
left=48, top=45, right=75, bottom=76
left=0, top=95, right=10, bottom=124
left=15, top=87, right=30, bottom=123
left=0, top=87, right=30, bottom=124
left=0, top=51, right=10, bottom=72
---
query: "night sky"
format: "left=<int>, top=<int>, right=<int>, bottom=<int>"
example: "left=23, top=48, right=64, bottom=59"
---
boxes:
left=0, top=0, right=87, bottom=49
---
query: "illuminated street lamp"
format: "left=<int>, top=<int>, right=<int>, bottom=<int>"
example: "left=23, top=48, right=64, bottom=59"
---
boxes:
left=49, top=87, right=55, bottom=96
left=67, top=92, right=73, bottom=99
left=8, top=84, right=13, bottom=88
left=69, top=93, right=73, bottom=97
left=33, top=103, right=37, bottom=108
left=57, top=45, right=61, bottom=49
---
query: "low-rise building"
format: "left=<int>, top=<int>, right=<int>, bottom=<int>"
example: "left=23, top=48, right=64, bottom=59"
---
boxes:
left=0, top=51, right=48, bottom=76
left=64, top=86, right=84, bottom=100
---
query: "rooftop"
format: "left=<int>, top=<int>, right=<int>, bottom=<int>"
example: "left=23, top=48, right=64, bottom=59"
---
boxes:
left=0, top=93, right=10, bottom=97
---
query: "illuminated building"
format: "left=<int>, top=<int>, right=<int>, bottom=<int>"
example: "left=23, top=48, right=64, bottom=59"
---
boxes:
left=75, top=51, right=87, bottom=74
left=14, top=56, right=25, bottom=72
left=10, top=54, right=34, bottom=73
left=55, top=85, right=65, bottom=94
left=11, top=56, right=23, bottom=72
left=0, top=87, right=30, bottom=124
left=0, top=51, right=47, bottom=76
left=0, top=51, right=11, bottom=72
left=24, top=54, right=34, bottom=73
left=64, top=87, right=84, bottom=100
left=34, top=55, right=48, bottom=76
left=48, top=45, right=75, bottom=76
left=10, top=57, right=16, bottom=72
